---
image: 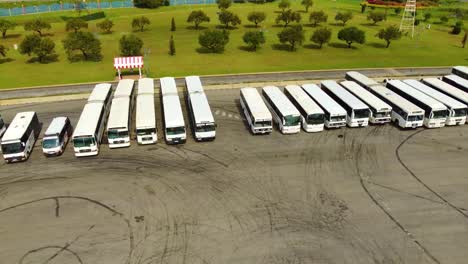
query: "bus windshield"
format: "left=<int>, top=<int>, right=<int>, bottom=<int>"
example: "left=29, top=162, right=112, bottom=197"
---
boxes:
left=407, top=115, right=423, bottom=122
left=432, top=110, right=448, bottom=119
left=196, top=124, right=215, bottom=133
left=108, top=130, right=129, bottom=139
left=166, top=126, right=185, bottom=135
left=254, top=120, right=272, bottom=127
left=73, top=137, right=96, bottom=148
left=306, top=113, right=324, bottom=124
left=354, top=109, right=370, bottom=119
left=330, top=115, right=346, bottom=122
left=454, top=108, right=468, bottom=117
left=375, top=111, right=390, bottom=118
left=137, top=128, right=155, bottom=136
left=1, top=142, right=24, bottom=154
left=284, top=115, right=300, bottom=126
left=43, top=138, right=59, bottom=148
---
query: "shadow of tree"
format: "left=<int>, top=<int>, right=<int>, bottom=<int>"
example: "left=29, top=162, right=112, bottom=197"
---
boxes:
left=26, top=54, right=59, bottom=64
left=271, top=43, right=295, bottom=51
left=368, top=42, right=386, bottom=48
left=186, top=25, right=208, bottom=30
left=0, top=58, right=14, bottom=64
left=196, top=47, right=224, bottom=54
left=243, top=24, right=260, bottom=29
left=303, top=43, right=322, bottom=49
left=328, top=22, right=345, bottom=27
left=329, top=42, right=357, bottom=49
left=239, top=45, right=260, bottom=52
left=2, top=33, right=22, bottom=39
left=215, top=25, right=238, bottom=30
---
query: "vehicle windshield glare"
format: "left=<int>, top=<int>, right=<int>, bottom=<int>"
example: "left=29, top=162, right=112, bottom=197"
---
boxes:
left=73, top=137, right=96, bottom=148
left=166, top=126, right=185, bottom=135
left=374, top=111, right=390, bottom=118
left=196, top=124, right=215, bottom=133
left=306, top=113, right=324, bottom=125
left=330, top=115, right=346, bottom=122
left=407, top=115, right=423, bottom=122
left=432, top=110, right=448, bottom=119
left=1, top=142, right=24, bottom=154
left=354, top=109, right=370, bottom=119
left=454, top=108, right=468, bottom=117
left=42, top=138, right=59, bottom=149
left=254, top=120, right=272, bottom=127
left=108, top=130, right=129, bottom=139
left=284, top=115, right=300, bottom=126
left=137, top=128, right=156, bottom=136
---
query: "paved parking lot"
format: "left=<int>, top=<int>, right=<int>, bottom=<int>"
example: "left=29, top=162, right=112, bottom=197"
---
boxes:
left=0, top=88, right=467, bottom=264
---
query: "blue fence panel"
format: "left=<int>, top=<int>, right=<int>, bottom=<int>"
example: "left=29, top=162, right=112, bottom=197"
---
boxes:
left=38, top=4, right=49, bottom=12
left=123, top=0, right=134, bottom=7
left=87, top=2, right=99, bottom=9
left=63, top=3, right=74, bottom=10
left=100, top=1, right=111, bottom=8
left=0, top=9, right=9, bottom=16
left=11, top=7, right=22, bottom=15
left=50, top=3, right=61, bottom=11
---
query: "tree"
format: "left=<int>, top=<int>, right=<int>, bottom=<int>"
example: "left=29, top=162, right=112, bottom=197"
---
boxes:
left=311, top=27, right=331, bottom=48
left=301, top=0, right=313, bottom=13
left=19, top=34, right=41, bottom=56
left=247, top=11, right=266, bottom=28
left=462, top=30, right=467, bottom=48
left=451, top=21, right=464, bottom=35
left=217, top=0, right=232, bottom=10
left=335, top=11, right=353, bottom=26
left=169, top=35, right=176, bottom=55
left=132, top=16, right=151, bottom=32
left=423, top=12, right=431, bottom=22
left=277, top=25, right=305, bottom=51
left=439, top=16, right=449, bottom=24
left=0, top=44, right=7, bottom=57
left=218, top=10, right=241, bottom=29
left=66, top=18, right=88, bottom=33
left=34, top=38, right=56, bottom=63
left=187, top=10, right=210, bottom=29
left=360, top=3, right=367, bottom=13
left=170, top=17, right=176, bottom=31
left=242, top=31, right=266, bottom=51
left=275, top=9, right=301, bottom=27
left=97, top=19, right=114, bottom=33
left=309, top=10, right=327, bottom=27
left=338, top=26, right=365, bottom=48
left=119, top=34, right=143, bottom=56
left=134, top=0, right=164, bottom=8
left=198, top=29, right=230, bottom=53
left=278, top=0, right=291, bottom=12
left=0, top=19, right=16, bottom=39
left=367, top=11, right=386, bottom=25
left=376, top=25, right=401, bottom=48
left=24, top=19, right=51, bottom=37
left=62, top=31, right=102, bottom=61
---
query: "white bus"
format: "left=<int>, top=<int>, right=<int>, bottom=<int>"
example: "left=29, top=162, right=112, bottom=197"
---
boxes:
left=42, top=116, right=73, bottom=156
left=368, top=85, right=424, bottom=129
left=404, top=79, right=467, bottom=126
left=345, top=71, right=379, bottom=88
left=185, top=76, right=216, bottom=141
left=302, top=83, right=347, bottom=128
left=88, top=83, right=113, bottom=105
left=284, top=85, right=324, bottom=132
left=442, top=75, right=468, bottom=93
left=1, top=112, right=40, bottom=163
left=136, top=78, right=157, bottom=145
left=422, top=78, right=468, bottom=105
left=107, top=97, right=132, bottom=148
left=340, top=81, right=392, bottom=124
left=452, top=66, right=468, bottom=80
left=0, top=114, right=6, bottom=137
left=386, top=80, right=448, bottom=128
left=321, top=80, right=370, bottom=127
left=160, top=77, right=186, bottom=144
left=114, top=79, right=135, bottom=98
left=72, top=102, right=107, bottom=157
left=262, top=86, right=301, bottom=134
left=240, top=87, right=273, bottom=134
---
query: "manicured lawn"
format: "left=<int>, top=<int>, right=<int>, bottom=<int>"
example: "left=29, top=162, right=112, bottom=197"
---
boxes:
left=0, top=0, right=466, bottom=89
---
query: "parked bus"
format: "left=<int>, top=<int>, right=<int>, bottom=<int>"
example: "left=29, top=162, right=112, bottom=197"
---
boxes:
left=345, top=71, right=379, bottom=88
left=136, top=78, right=157, bottom=145
left=114, top=79, right=135, bottom=98
left=452, top=66, right=468, bottom=80
left=240, top=87, right=273, bottom=134
left=284, top=85, right=324, bottom=132
left=72, top=102, right=107, bottom=157
left=404, top=79, right=467, bottom=126
left=107, top=97, right=132, bottom=148
left=262, top=86, right=301, bottom=134
left=42, top=117, right=73, bottom=156
left=160, top=77, right=186, bottom=144
left=88, top=83, right=113, bottom=105
left=386, top=80, right=448, bottom=128
left=422, top=78, right=468, bottom=106
left=321, top=80, right=370, bottom=127
left=340, top=81, right=392, bottom=124
left=1, top=111, right=40, bottom=163
left=185, top=76, right=216, bottom=141
left=302, top=83, right=347, bottom=128
left=368, top=85, right=424, bottom=129
left=0, top=114, right=6, bottom=137
left=442, top=75, right=468, bottom=92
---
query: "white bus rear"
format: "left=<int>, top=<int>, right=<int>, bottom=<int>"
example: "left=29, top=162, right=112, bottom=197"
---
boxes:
left=452, top=66, right=468, bottom=80
left=185, top=76, right=216, bottom=141
left=302, top=83, right=347, bottom=128
left=72, top=102, right=106, bottom=157
left=107, top=97, right=132, bottom=148
left=114, top=79, right=135, bottom=98
left=240, top=88, right=273, bottom=134
left=443, top=75, right=468, bottom=93
left=284, top=85, right=324, bottom=132
left=262, top=86, right=301, bottom=134
left=136, top=78, right=157, bottom=144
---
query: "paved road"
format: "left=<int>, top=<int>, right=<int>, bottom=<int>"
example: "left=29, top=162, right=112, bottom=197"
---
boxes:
left=0, top=88, right=467, bottom=264
left=0, top=66, right=452, bottom=100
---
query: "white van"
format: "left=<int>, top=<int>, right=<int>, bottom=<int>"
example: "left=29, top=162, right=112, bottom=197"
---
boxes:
left=42, top=117, right=73, bottom=156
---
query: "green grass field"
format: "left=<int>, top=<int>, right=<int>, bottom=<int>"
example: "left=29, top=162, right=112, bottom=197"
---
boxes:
left=0, top=0, right=466, bottom=89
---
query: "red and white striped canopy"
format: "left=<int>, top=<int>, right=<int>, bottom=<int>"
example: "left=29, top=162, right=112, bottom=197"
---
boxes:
left=114, top=56, right=144, bottom=69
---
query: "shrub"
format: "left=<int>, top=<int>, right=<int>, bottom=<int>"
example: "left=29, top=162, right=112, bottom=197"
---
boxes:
left=243, top=30, right=266, bottom=51
left=376, top=25, right=402, bottom=48
left=277, top=25, right=305, bottom=51
left=132, top=16, right=151, bottom=32
left=311, top=27, right=331, bottom=48
left=275, top=9, right=301, bottom=27
left=0, top=19, right=16, bottom=38
left=198, top=29, right=230, bottom=53
left=187, top=10, right=210, bottom=29
left=247, top=11, right=266, bottom=27
left=119, top=34, right=144, bottom=56
left=451, top=21, right=464, bottom=35
left=335, top=11, right=353, bottom=26
left=62, top=31, right=102, bottom=61
left=134, top=0, right=164, bottom=8
left=218, top=10, right=242, bottom=28
left=309, top=10, right=327, bottom=27
left=337, top=26, right=365, bottom=48
left=65, top=18, right=88, bottom=33
left=96, top=19, right=114, bottom=33
left=367, top=11, right=386, bottom=25
left=24, top=18, right=51, bottom=37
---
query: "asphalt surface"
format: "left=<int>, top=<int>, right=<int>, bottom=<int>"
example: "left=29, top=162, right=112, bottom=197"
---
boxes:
left=1, top=88, right=468, bottom=264
left=0, top=66, right=452, bottom=100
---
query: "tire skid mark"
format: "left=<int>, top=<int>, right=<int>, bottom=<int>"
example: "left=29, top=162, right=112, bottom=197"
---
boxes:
left=18, top=245, right=84, bottom=264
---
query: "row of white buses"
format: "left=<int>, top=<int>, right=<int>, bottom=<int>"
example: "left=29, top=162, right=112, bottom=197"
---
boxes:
left=185, top=76, right=216, bottom=141
left=107, top=79, right=135, bottom=148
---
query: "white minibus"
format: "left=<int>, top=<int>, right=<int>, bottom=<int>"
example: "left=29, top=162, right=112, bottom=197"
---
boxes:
left=240, top=88, right=273, bottom=134
left=42, top=116, right=73, bottom=156
left=1, top=112, right=40, bottom=163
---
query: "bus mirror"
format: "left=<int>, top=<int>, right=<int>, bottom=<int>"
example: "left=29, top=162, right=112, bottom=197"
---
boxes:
left=21, top=142, right=25, bottom=147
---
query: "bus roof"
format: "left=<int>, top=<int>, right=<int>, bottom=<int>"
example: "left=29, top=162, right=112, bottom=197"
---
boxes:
left=189, top=92, right=215, bottom=124
left=44, top=117, right=68, bottom=137
left=107, top=97, right=130, bottom=130
left=88, top=83, right=112, bottom=103
left=443, top=75, right=468, bottom=90
left=452, top=66, right=468, bottom=77
left=114, top=79, right=135, bottom=98
left=387, top=80, right=447, bottom=111
left=73, top=102, right=104, bottom=138
left=302, top=83, right=346, bottom=116
left=321, top=80, right=369, bottom=110
left=162, top=95, right=185, bottom=128
left=404, top=79, right=467, bottom=110
left=185, top=76, right=204, bottom=93
left=422, top=78, right=468, bottom=104
left=240, top=87, right=272, bottom=121
left=262, top=86, right=300, bottom=117
left=138, top=78, right=154, bottom=95
left=340, top=81, right=391, bottom=112
left=345, top=71, right=379, bottom=88
left=284, top=85, right=324, bottom=115
left=136, top=94, right=156, bottom=129
left=160, top=77, right=178, bottom=96
left=369, top=85, right=424, bottom=114
left=1, top=111, right=36, bottom=142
